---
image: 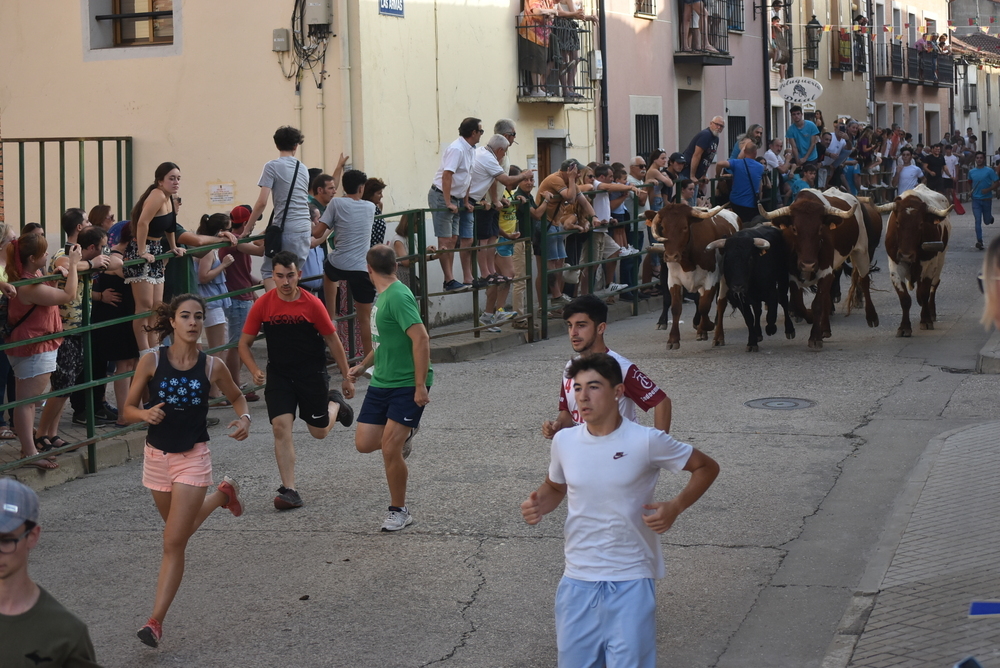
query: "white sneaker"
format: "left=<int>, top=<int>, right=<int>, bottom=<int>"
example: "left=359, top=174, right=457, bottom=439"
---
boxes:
left=494, top=309, right=517, bottom=322
left=607, top=283, right=629, bottom=292
left=479, top=312, right=501, bottom=333
left=381, top=507, right=414, bottom=532
left=621, top=246, right=639, bottom=256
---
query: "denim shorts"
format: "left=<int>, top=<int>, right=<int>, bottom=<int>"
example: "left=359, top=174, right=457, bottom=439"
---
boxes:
left=7, top=349, right=58, bottom=380
left=224, top=300, right=253, bottom=345
left=428, top=188, right=474, bottom=239
left=534, top=223, right=568, bottom=260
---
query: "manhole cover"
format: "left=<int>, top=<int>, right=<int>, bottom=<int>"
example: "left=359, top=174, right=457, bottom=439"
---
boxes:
left=744, top=397, right=815, bottom=410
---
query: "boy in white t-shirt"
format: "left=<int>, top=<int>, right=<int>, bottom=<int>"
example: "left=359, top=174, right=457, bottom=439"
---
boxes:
left=522, top=352, right=719, bottom=668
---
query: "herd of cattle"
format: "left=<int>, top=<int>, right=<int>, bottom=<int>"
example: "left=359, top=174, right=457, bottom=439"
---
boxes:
left=645, top=184, right=953, bottom=351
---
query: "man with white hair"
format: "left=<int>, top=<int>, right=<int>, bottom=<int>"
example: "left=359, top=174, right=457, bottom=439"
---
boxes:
left=469, top=134, right=535, bottom=328
left=682, top=116, right=724, bottom=180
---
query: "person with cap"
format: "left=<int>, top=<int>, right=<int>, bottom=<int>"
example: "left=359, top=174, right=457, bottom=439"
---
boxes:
left=682, top=116, right=724, bottom=182
left=219, top=205, right=263, bottom=401
left=0, top=478, right=101, bottom=667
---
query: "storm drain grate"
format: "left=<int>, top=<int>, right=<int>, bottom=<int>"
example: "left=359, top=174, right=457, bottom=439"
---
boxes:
left=744, top=397, right=815, bottom=410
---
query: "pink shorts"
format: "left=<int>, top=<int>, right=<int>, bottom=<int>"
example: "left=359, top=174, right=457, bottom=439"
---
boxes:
left=142, top=442, right=214, bottom=492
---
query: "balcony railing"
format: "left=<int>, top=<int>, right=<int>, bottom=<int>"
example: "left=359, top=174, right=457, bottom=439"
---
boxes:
left=516, top=15, right=596, bottom=103
left=673, top=0, right=734, bottom=65
left=873, top=43, right=954, bottom=87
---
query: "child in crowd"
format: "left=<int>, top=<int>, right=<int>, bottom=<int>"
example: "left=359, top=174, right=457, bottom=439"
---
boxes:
left=196, top=213, right=234, bottom=402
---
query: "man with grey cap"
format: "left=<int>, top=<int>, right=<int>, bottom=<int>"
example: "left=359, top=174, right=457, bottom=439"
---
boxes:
left=0, top=478, right=100, bottom=667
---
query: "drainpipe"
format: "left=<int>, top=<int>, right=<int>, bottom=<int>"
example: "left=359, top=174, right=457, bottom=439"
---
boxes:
left=338, top=0, right=355, bottom=167
left=295, top=79, right=304, bottom=163
left=318, top=76, right=327, bottom=172
left=598, top=0, right=609, bottom=162
left=762, top=4, right=772, bottom=140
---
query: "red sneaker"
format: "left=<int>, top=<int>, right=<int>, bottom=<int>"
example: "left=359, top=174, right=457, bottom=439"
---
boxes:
left=137, top=617, right=162, bottom=647
left=218, top=476, right=243, bottom=517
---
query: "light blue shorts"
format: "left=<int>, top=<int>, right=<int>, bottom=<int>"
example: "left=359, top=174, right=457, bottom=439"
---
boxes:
left=555, top=576, right=656, bottom=668
left=496, top=239, right=514, bottom=257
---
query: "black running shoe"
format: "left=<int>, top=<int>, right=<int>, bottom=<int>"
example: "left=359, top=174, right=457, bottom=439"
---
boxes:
left=329, top=389, right=354, bottom=427
left=274, top=486, right=303, bottom=510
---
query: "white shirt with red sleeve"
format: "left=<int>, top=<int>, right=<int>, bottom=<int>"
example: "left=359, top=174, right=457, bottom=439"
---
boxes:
left=559, top=349, right=667, bottom=425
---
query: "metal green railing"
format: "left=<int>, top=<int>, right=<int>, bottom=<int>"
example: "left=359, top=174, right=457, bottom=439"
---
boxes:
left=0, top=172, right=786, bottom=474
left=2, top=137, right=133, bottom=237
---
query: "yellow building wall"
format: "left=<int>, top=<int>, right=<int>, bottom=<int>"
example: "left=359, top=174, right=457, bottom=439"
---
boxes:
left=0, top=0, right=598, bottom=229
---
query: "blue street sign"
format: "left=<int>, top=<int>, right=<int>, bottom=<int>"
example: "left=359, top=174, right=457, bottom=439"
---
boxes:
left=968, top=600, right=1000, bottom=617
left=379, top=0, right=403, bottom=17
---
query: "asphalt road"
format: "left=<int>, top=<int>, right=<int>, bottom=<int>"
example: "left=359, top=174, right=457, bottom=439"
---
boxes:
left=23, top=210, right=1000, bottom=667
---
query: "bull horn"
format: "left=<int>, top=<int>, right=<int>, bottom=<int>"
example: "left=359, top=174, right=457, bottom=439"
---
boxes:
left=876, top=203, right=896, bottom=213
left=705, top=239, right=728, bottom=252
left=921, top=241, right=945, bottom=252
left=753, top=238, right=771, bottom=250
left=825, top=202, right=858, bottom=219
left=691, top=205, right=724, bottom=219
left=650, top=228, right=667, bottom=242
left=856, top=196, right=872, bottom=203
left=759, top=204, right=791, bottom=220
left=928, top=205, right=953, bottom=218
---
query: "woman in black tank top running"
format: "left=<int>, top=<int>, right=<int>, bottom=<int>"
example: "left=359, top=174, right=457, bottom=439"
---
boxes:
left=123, top=293, right=251, bottom=649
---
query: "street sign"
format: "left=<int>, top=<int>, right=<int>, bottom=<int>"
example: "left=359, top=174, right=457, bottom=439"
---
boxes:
left=379, top=0, right=403, bottom=17
left=778, top=77, right=824, bottom=104
left=968, top=600, right=1000, bottom=617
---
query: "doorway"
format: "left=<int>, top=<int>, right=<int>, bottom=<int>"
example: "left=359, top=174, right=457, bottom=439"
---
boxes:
left=537, top=137, right=567, bottom=178
left=677, top=90, right=702, bottom=151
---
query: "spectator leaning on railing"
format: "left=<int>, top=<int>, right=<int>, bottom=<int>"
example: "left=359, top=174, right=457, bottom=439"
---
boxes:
left=36, top=219, right=119, bottom=453
left=5, top=233, right=81, bottom=471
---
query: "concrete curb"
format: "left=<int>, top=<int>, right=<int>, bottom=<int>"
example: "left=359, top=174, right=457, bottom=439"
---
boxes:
left=3, top=429, right=148, bottom=493
left=819, top=421, right=994, bottom=668
left=975, top=328, right=1000, bottom=373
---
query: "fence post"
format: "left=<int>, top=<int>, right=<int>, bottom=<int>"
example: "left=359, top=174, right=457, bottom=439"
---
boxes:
left=417, top=210, right=429, bottom=324
left=540, top=215, right=549, bottom=340
left=81, top=274, right=97, bottom=474
left=521, top=203, right=535, bottom=343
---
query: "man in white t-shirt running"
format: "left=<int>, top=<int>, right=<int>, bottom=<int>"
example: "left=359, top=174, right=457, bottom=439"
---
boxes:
left=522, top=352, right=719, bottom=667
left=542, top=295, right=672, bottom=438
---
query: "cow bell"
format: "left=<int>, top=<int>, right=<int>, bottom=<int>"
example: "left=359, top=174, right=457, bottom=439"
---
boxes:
left=921, top=241, right=945, bottom=253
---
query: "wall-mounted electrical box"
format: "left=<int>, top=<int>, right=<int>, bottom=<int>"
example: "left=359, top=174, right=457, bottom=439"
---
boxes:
left=305, top=0, right=333, bottom=27
left=589, top=50, right=604, bottom=81
left=273, top=28, right=290, bottom=52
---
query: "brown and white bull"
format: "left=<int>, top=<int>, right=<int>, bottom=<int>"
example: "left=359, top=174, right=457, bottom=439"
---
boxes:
left=877, top=183, right=952, bottom=336
left=647, top=203, right=740, bottom=349
left=758, top=188, right=882, bottom=349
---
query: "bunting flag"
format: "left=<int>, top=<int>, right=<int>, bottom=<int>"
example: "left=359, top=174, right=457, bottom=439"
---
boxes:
left=904, top=22, right=909, bottom=28
left=823, top=25, right=832, bottom=32
left=981, top=25, right=990, bottom=33
left=896, top=33, right=905, bottom=40
left=969, top=18, right=976, bottom=25
left=992, top=16, right=997, bottom=23
left=883, top=25, right=891, bottom=32
left=947, top=19, right=953, bottom=26
left=870, top=32, right=877, bottom=41
left=852, top=24, right=860, bottom=31
left=948, top=24, right=956, bottom=31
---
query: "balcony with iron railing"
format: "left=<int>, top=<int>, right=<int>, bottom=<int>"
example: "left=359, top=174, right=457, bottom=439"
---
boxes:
left=673, top=0, right=736, bottom=65
left=873, top=43, right=955, bottom=87
left=516, top=14, right=596, bottom=103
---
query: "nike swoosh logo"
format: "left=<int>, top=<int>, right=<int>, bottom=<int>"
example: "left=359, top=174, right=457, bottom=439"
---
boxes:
left=403, top=417, right=414, bottom=422
left=312, top=414, right=326, bottom=419
left=613, top=452, right=626, bottom=459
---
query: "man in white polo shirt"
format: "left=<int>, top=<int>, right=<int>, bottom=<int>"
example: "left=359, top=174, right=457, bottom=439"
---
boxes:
left=429, top=117, right=482, bottom=292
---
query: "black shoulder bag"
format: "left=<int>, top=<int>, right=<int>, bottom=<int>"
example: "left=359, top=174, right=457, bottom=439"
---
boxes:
left=264, top=160, right=301, bottom=259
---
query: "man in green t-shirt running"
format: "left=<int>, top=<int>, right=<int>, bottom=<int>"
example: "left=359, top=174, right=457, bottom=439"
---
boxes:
left=349, top=245, right=433, bottom=532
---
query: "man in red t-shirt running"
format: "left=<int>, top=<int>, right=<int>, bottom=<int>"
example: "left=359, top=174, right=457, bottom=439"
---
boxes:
left=239, top=251, right=355, bottom=510
left=542, top=295, right=672, bottom=439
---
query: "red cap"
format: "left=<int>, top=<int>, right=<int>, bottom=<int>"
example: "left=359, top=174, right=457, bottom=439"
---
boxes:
left=230, top=205, right=252, bottom=226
